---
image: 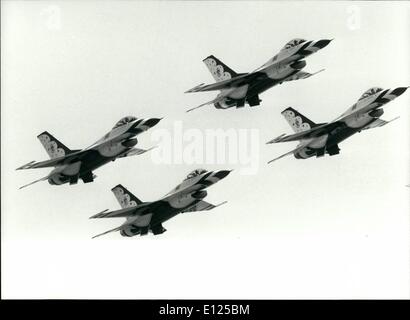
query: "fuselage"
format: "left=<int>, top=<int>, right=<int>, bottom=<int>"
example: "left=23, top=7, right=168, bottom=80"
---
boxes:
left=294, top=86, right=408, bottom=159
left=294, top=123, right=364, bottom=159
left=47, top=150, right=125, bottom=185
left=119, top=170, right=231, bottom=237
left=214, top=39, right=331, bottom=109
left=215, top=62, right=303, bottom=109
left=48, top=117, right=161, bottom=185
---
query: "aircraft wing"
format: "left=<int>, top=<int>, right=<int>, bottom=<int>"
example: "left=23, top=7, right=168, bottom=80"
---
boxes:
left=90, top=203, right=151, bottom=219
left=16, top=150, right=86, bottom=170
left=186, top=94, right=230, bottom=112
left=185, top=73, right=253, bottom=93
left=91, top=213, right=153, bottom=239
left=92, top=226, right=124, bottom=239
left=19, top=172, right=55, bottom=189
left=362, top=117, right=400, bottom=130
left=182, top=200, right=227, bottom=213
left=267, top=142, right=312, bottom=164
left=266, top=122, right=340, bottom=143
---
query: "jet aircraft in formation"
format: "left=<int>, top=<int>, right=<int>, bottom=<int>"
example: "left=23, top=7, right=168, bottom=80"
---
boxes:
left=16, top=37, right=409, bottom=239
left=185, top=38, right=332, bottom=112
left=17, top=116, right=161, bottom=188
left=90, top=169, right=231, bottom=238
left=266, top=87, right=408, bottom=162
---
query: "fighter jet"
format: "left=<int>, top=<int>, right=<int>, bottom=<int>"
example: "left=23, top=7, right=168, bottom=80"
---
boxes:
left=90, top=169, right=232, bottom=238
left=185, top=38, right=332, bottom=112
left=266, top=86, right=408, bottom=163
left=17, top=116, right=162, bottom=188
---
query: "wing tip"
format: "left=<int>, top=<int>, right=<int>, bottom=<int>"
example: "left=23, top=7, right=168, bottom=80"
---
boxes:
left=144, top=145, right=158, bottom=152
left=267, top=157, right=282, bottom=164
left=266, top=133, right=287, bottom=144
left=16, top=160, right=36, bottom=170
left=186, top=104, right=207, bottom=113
left=214, top=200, right=228, bottom=208
left=313, top=68, right=325, bottom=75
left=185, top=83, right=205, bottom=93
left=89, top=209, right=109, bottom=219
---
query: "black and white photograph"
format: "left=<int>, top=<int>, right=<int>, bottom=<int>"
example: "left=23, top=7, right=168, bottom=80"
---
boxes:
left=1, top=0, right=409, bottom=310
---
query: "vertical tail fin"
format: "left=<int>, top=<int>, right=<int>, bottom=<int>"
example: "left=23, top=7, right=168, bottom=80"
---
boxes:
left=203, top=55, right=239, bottom=82
left=111, top=184, right=143, bottom=209
left=281, top=107, right=317, bottom=133
left=37, top=131, right=72, bottom=159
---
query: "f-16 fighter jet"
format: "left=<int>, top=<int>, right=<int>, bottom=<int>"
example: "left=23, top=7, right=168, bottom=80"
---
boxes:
left=17, top=116, right=162, bottom=188
left=90, top=168, right=232, bottom=238
left=185, top=38, right=332, bottom=112
left=266, top=86, right=408, bottom=163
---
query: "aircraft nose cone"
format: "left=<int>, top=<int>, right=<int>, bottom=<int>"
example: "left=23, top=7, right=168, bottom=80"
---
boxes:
left=214, top=170, right=233, bottom=180
left=315, top=39, right=333, bottom=49
left=144, top=118, right=162, bottom=128
left=391, top=87, right=408, bottom=97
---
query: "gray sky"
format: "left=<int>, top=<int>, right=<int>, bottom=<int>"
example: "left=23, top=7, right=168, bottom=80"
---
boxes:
left=2, top=1, right=409, bottom=298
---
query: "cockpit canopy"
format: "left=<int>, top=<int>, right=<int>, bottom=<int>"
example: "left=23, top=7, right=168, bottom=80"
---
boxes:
left=113, top=116, right=137, bottom=129
left=270, top=38, right=307, bottom=63
left=359, top=87, right=383, bottom=101
left=185, top=168, right=207, bottom=180
left=283, top=38, right=307, bottom=50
